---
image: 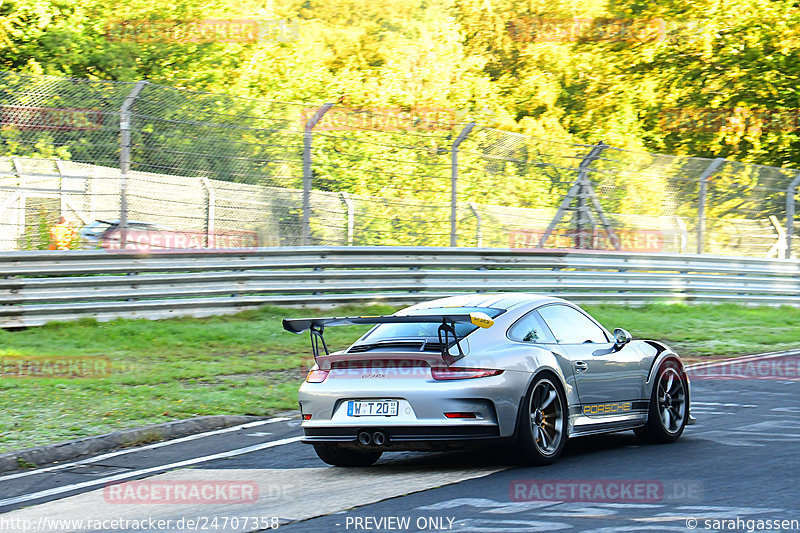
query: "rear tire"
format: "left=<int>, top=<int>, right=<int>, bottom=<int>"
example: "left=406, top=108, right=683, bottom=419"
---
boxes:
left=516, top=373, right=568, bottom=465
left=312, top=444, right=382, bottom=467
left=635, top=360, right=688, bottom=444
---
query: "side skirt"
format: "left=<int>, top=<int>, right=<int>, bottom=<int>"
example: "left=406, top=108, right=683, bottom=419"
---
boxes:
left=568, top=412, right=649, bottom=438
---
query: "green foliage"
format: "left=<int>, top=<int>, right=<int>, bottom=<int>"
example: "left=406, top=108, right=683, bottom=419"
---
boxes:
left=2, top=0, right=798, bottom=167
left=2, top=0, right=800, bottom=243
left=21, top=208, right=52, bottom=250
left=16, top=458, right=37, bottom=469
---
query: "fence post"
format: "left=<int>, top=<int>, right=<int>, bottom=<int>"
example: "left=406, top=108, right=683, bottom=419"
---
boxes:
left=54, top=159, right=66, bottom=218
left=341, top=191, right=354, bottom=245
left=674, top=216, right=688, bottom=254
left=786, top=172, right=800, bottom=259
left=696, top=158, right=725, bottom=255
left=468, top=201, right=482, bottom=247
left=118, top=80, right=148, bottom=250
left=538, top=142, right=612, bottom=249
left=200, top=178, right=215, bottom=248
left=302, top=103, right=335, bottom=246
left=451, top=122, right=476, bottom=247
left=11, top=158, right=25, bottom=245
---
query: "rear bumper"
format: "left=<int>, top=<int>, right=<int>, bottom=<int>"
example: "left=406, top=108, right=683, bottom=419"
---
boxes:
left=303, top=424, right=499, bottom=442
left=297, top=369, right=532, bottom=439
left=302, top=424, right=503, bottom=451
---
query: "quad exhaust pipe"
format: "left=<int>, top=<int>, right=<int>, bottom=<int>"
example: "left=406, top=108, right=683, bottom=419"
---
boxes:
left=357, top=430, right=388, bottom=447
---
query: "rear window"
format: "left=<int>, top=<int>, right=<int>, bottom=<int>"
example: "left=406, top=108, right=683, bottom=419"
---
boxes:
left=362, top=307, right=504, bottom=342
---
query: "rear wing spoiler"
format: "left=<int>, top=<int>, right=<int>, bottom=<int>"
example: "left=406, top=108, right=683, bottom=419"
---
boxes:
left=282, top=313, right=494, bottom=365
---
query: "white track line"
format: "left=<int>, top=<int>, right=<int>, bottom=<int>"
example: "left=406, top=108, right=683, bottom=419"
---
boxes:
left=687, top=349, right=800, bottom=370
left=0, top=436, right=304, bottom=508
left=0, top=417, right=291, bottom=482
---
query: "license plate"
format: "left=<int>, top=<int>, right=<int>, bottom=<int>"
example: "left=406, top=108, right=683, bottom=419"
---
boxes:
left=347, top=400, right=399, bottom=417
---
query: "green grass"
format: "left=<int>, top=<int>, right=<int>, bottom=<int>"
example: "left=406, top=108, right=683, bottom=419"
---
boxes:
left=1, top=302, right=799, bottom=453
left=0, top=305, right=392, bottom=453
left=586, top=303, right=800, bottom=359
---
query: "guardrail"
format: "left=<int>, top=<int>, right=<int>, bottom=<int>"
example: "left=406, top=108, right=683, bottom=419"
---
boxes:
left=2, top=247, right=800, bottom=327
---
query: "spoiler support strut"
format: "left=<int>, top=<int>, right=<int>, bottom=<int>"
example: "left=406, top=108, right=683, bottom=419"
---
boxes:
left=437, top=321, right=463, bottom=366
left=310, top=324, right=329, bottom=361
left=284, top=312, right=495, bottom=366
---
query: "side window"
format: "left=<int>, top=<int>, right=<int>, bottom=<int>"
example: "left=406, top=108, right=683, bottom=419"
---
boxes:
left=509, top=311, right=556, bottom=344
left=538, top=305, right=608, bottom=344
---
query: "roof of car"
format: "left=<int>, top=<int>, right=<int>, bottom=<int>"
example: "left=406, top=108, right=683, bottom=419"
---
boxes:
left=408, top=293, right=566, bottom=312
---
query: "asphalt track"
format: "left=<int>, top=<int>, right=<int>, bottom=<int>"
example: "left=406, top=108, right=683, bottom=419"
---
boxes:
left=1, top=352, right=800, bottom=533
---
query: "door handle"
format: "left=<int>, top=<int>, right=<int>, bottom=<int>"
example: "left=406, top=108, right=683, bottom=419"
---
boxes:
left=574, top=361, right=588, bottom=372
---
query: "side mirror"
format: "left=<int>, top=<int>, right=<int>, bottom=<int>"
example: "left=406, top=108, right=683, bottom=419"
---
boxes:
left=613, top=328, right=632, bottom=348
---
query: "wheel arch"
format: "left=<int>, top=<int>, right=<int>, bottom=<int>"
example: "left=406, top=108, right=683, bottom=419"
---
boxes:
left=645, top=350, right=688, bottom=399
left=512, top=365, right=571, bottom=440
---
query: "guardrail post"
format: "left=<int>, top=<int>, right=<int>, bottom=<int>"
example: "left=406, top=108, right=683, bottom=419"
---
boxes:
left=302, top=103, right=335, bottom=246
left=451, top=122, right=475, bottom=247
left=119, top=80, right=148, bottom=250
left=696, top=158, right=725, bottom=255
left=786, top=172, right=800, bottom=259
left=341, top=191, right=354, bottom=245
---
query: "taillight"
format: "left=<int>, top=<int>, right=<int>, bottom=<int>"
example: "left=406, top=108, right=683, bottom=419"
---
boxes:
left=444, top=412, right=477, bottom=418
left=306, top=369, right=330, bottom=383
left=431, top=368, right=504, bottom=380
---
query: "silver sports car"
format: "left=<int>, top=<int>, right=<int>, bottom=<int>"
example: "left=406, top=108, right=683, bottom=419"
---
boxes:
left=283, top=293, right=694, bottom=466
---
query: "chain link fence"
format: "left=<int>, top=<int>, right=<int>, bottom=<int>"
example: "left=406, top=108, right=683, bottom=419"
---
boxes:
left=1, top=71, right=799, bottom=257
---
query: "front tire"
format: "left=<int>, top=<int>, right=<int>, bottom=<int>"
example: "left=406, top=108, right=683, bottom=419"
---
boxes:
left=635, top=360, right=688, bottom=443
left=516, top=374, right=568, bottom=465
left=312, top=444, right=382, bottom=467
